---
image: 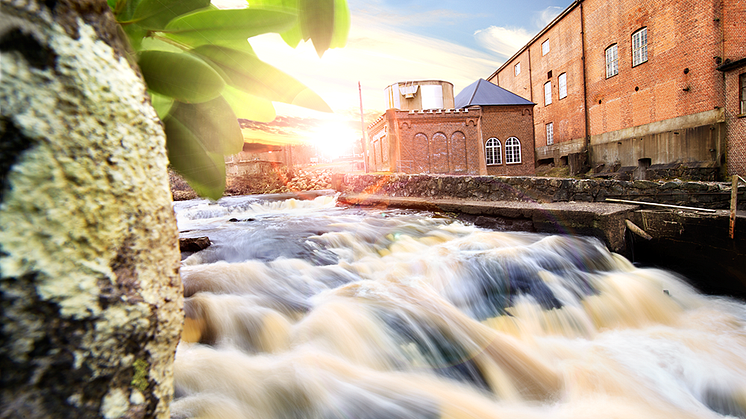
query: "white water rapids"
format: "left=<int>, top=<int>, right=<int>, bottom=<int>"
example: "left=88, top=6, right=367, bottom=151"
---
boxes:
left=171, top=193, right=746, bottom=419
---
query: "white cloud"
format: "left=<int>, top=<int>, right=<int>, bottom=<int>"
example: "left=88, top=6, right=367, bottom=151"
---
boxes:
left=534, top=6, right=563, bottom=29
left=473, top=26, right=532, bottom=59
left=249, top=13, right=502, bottom=116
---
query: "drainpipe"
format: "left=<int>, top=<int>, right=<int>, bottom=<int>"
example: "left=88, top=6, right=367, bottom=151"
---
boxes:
left=527, top=47, right=534, bottom=103
left=580, top=0, right=591, bottom=167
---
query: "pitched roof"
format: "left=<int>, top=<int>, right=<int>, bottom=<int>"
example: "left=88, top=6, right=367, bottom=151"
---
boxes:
left=454, top=79, right=535, bottom=108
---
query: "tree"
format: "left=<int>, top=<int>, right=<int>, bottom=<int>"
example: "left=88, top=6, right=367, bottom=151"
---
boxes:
left=109, top=0, right=350, bottom=199
left=0, top=0, right=347, bottom=417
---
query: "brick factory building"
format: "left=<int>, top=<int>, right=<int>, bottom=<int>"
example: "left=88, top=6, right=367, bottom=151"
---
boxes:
left=488, top=0, right=746, bottom=179
left=367, top=79, right=536, bottom=176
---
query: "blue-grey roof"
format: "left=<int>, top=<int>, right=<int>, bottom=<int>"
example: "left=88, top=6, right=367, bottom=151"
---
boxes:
left=455, top=79, right=535, bottom=108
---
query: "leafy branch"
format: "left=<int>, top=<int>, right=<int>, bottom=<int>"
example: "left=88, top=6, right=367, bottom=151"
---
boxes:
left=108, top=0, right=350, bottom=199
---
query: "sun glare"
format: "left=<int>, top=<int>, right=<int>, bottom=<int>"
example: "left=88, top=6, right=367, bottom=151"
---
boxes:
left=308, top=122, right=360, bottom=160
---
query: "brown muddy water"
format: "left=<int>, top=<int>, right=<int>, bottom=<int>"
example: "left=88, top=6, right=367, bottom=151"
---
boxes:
left=172, top=193, right=746, bottom=419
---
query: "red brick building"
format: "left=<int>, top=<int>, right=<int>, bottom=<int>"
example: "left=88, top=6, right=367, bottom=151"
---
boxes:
left=489, top=0, right=746, bottom=178
left=367, top=79, right=536, bottom=176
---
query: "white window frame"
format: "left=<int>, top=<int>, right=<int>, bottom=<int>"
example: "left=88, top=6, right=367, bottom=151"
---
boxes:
left=514, top=62, right=521, bottom=76
left=485, top=138, right=502, bottom=165
left=605, top=44, right=619, bottom=78
left=740, top=73, right=746, bottom=115
left=558, top=73, right=567, bottom=99
left=632, top=28, right=648, bottom=67
left=546, top=123, right=554, bottom=145
left=505, top=137, right=521, bottom=164
left=544, top=81, right=552, bottom=106
left=542, top=40, right=550, bottom=56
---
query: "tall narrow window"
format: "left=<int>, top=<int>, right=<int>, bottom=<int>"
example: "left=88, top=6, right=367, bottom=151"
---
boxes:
left=485, top=138, right=501, bottom=165
left=515, top=62, right=521, bottom=76
left=605, top=44, right=619, bottom=78
left=544, top=81, right=552, bottom=106
left=632, top=28, right=648, bottom=66
left=542, top=40, right=550, bottom=56
left=505, top=137, right=521, bottom=164
left=558, top=73, right=567, bottom=99
left=546, top=123, right=554, bottom=145
left=740, top=73, right=746, bottom=115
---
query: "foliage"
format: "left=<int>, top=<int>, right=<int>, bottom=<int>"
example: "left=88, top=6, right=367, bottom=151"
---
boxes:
left=108, top=0, right=350, bottom=199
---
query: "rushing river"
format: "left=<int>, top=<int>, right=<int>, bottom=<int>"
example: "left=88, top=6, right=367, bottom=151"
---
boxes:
left=171, top=192, right=746, bottom=419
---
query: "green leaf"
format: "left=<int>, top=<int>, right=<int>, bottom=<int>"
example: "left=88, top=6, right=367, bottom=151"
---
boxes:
left=131, top=0, right=211, bottom=30
left=164, top=116, right=226, bottom=200
left=148, top=91, right=174, bottom=119
left=162, top=8, right=297, bottom=47
left=298, top=0, right=334, bottom=56
left=140, top=37, right=185, bottom=53
left=138, top=50, right=225, bottom=103
left=221, top=86, right=276, bottom=123
left=192, top=45, right=332, bottom=112
left=330, top=0, right=350, bottom=49
left=167, top=97, right=244, bottom=155
left=122, top=23, right=148, bottom=50
left=116, top=0, right=143, bottom=22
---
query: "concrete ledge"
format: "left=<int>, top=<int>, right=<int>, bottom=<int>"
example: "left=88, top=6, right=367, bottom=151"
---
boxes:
left=340, top=193, right=638, bottom=252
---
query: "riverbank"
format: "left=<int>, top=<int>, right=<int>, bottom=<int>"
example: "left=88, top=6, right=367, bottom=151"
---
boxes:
left=170, top=168, right=334, bottom=201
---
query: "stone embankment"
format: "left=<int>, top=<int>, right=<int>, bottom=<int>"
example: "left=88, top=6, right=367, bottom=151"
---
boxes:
left=333, top=173, right=745, bottom=210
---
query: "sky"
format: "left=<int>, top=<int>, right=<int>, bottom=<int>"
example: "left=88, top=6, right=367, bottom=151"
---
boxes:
left=228, top=0, right=573, bottom=158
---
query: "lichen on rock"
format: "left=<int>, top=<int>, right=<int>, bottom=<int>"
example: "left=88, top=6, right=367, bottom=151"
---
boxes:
left=0, top=1, right=182, bottom=417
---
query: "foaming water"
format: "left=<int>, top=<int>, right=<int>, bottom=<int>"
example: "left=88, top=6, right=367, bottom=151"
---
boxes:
left=172, top=194, right=746, bottom=419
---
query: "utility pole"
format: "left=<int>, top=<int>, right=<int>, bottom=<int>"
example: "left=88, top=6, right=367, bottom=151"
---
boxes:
left=358, top=81, right=369, bottom=173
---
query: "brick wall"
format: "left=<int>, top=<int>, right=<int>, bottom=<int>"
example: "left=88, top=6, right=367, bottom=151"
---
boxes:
left=367, top=106, right=536, bottom=176
left=584, top=0, right=724, bottom=136
left=480, top=106, right=536, bottom=175
left=725, top=67, right=746, bottom=175
left=488, top=0, right=741, bottom=174
left=395, top=109, right=482, bottom=175
left=722, top=0, right=746, bottom=176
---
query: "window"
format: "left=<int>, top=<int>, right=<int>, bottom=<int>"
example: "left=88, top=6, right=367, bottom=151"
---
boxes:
left=544, top=81, right=552, bottom=106
left=515, top=62, right=521, bottom=76
left=740, top=73, right=746, bottom=115
left=605, top=44, right=619, bottom=78
left=485, top=138, right=502, bottom=165
left=632, top=28, right=648, bottom=66
left=546, top=123, right=554, bottom=145
left=558, top=73, right=567, bottom=99
left=542, top=40, right=550, bottom=56
left=505, top=137, right=521, bottom=164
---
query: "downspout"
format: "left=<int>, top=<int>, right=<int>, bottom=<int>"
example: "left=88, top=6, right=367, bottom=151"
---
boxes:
left=580, top=0, right=591, bottom=165
left=527, top=48, right=534, bottom=103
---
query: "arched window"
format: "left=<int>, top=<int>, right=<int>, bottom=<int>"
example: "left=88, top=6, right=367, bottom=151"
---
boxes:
left=485, top=138, right=501, bottom=165
left=505, top=137, right=521, bottom=164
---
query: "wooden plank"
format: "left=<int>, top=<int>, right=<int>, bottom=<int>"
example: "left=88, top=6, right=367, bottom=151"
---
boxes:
left=604, top=198, right=717, bottom=213
left=731, top=175, right=738, bottom=239
left=625, top=219, right=653, bottom=240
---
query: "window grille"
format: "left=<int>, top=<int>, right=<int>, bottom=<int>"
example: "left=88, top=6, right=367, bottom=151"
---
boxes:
left=544, top=81, right=552, bottom=106
left=558, top=73, right=567, bottom=99
left=546, top=123, right=554, bottom=145
left=606, top=44, right=618, bottom=78
left=740, top=73, right=746, bottom=115
left=515, top=62, right=521, bottom=76
left=505, top=137, right=521, bottom=164
left=632, top=28, right=648, bottom=66
left=542, top=40, right=550, bottom=56
left=485, top=138, right=501, bottom=165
